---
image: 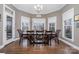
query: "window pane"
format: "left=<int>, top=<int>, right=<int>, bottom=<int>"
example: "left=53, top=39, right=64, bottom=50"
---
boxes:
left=33, top=23, right=44, bottom=31
left=22, top=22, right=28, bottom=32
left=64, top=26, right=72, bottom=39
left=49, top=23, right=55, bottom=32
left=64, top=18, right=72, bottom=25
left=7, top=16, right=12, bottom=39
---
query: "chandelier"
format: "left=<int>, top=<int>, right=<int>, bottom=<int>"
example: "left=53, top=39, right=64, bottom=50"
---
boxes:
left=34, top=4, right=43, bottom=13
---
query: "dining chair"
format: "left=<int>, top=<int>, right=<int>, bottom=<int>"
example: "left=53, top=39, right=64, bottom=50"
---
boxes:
left=55, top=30, right=61, bottom=44
left=42, top=33, right=49, bottom=45
left=45, top=31, right=52, bottom=46
left=17, top=29, right=23, bottom=45
left=17, top=29, right=31, bottom=45
left=33, top=31, right=45, bottom=45
left=27, top=31, right=35, bottom=45
left=36, top=31, right=44, bottom=39
left=51, top=30, right=61, bottom=44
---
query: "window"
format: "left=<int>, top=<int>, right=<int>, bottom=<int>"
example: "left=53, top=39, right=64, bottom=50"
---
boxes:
left=21, top=16, right=30, bottom=32
left=33, top=23, right=44, bottom=31
left=49, top=23, right=55, bottom=32
left=64, top=19, right=72, bottom=39
left=22, top=22, right=28, bottom=31
left=32, top=18, right=46, bottom=31
left=48, top=16, right=56, bottom=32
left=7, top=16, right=12, bottom=39
left=62, top=8, right=74, bottom=41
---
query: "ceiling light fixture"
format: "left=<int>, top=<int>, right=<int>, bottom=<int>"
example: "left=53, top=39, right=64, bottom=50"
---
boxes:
left=34, top=4, right=43, bottom=13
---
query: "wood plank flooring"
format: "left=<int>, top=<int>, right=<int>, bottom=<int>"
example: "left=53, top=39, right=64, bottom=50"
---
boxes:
left=0, top=39, right=79, bottom=54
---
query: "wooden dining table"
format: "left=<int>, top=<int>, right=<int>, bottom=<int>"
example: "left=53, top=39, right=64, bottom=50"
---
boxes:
left=21, top=31, right=57, bottom=45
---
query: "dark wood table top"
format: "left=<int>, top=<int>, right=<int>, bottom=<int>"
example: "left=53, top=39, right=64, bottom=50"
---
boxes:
left=22, top=33, right=56, bottom=35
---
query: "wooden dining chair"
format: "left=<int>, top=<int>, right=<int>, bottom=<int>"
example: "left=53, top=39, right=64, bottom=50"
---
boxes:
left=32, top=31, right=46, bottom=45
left=27, top=31, right=35, bottom=45
left=45, top=31, right=52, bottom=46
left=17, top=29, right=31, bottom=45
left=17, top=29, right=23, bottom=45
left=42, top=33, right=49, bottom=45
left=55, top=30, right=61, bottom=44
left=36, top=31, right=44, bottom=39
left=51, top=30, right=61, bottom=44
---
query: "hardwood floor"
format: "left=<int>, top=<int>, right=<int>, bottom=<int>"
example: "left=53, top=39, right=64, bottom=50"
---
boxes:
left=0, top=39, right=79, bottom=54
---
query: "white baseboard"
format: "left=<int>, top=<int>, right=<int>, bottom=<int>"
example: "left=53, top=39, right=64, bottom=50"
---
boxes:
left=0, top=38, right=19, bottom=49
left=59, top=38, right=79, bottom=50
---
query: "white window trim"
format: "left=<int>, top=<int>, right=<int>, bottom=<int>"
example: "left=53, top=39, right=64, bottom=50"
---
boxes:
left=3, top=4, right=15, bottom=45
left=62, top=8, right=74, bottom=42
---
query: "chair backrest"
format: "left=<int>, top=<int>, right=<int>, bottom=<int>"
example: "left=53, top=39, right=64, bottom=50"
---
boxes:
left=27, top=31, right=34, bottom=34
left=56, top=30, right=61, bottom=36
left=27, top=31, right=35, bottom=40
left=17, top=29, right=23, bottom=37
left=45, top=31, right=52, bottom=34
left=36, top=31, right=44, bottom=34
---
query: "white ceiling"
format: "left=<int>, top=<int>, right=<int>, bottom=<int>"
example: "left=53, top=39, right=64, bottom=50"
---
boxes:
left=13, top=4, right=66, bottom=14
